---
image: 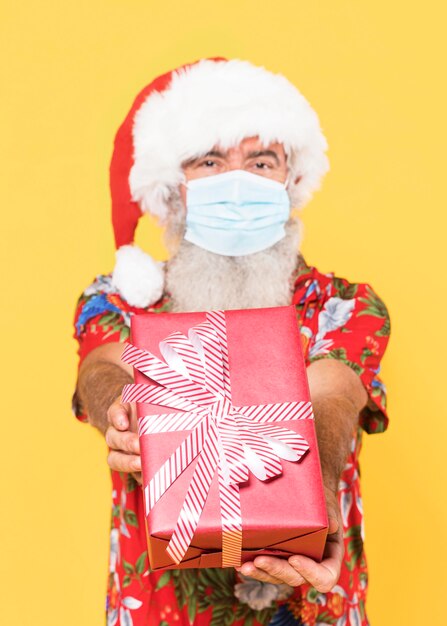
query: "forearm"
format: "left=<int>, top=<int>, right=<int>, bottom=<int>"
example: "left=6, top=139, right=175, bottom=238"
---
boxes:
left=76, top=360, right=133, bottom=435
left=312, top=395, right=359, bottom=493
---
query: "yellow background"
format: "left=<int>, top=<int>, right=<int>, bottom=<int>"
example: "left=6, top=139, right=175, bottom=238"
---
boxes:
left=1, top=1, right=445, bottom=624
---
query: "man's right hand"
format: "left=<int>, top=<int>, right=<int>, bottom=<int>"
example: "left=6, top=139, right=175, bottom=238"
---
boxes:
left=105, top=396, right=142, bottom=483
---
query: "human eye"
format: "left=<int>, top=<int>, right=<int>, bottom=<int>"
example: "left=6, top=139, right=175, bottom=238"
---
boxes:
left=250, top=159, right=275, bottom=171
left=198, top=159, right=218, bottom=168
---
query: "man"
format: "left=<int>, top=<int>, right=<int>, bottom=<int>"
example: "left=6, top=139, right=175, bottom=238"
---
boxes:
left=73, top=58, right=390, bottom=626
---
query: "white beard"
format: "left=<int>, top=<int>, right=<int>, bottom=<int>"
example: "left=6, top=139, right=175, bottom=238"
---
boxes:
left=165, top=217, right=302, bottom=313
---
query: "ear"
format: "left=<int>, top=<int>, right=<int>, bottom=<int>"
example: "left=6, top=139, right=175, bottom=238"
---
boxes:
left=178, top=181, right=188, bottom=210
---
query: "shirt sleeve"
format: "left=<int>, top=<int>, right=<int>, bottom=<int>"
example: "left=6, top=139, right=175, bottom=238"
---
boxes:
left=308, top=281, right=391, bottom=434
left=71, top=275, right=131, bottom=423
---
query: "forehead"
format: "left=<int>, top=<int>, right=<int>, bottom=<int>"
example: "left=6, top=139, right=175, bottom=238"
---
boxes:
left=211, top=136, right=286, bottom=157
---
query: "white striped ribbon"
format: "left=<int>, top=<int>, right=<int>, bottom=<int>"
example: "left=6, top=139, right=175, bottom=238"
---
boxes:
left=121, top=310, right=313, bottom=567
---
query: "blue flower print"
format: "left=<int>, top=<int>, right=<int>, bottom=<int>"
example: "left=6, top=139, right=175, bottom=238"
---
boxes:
left=76, top=294, right=123, bottom=335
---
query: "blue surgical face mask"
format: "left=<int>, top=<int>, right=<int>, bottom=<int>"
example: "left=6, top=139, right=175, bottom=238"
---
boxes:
left=184, top=169, right=290, bottom=256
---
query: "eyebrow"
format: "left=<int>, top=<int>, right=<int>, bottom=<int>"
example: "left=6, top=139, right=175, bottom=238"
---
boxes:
left=246, top=150, right=281, bottom=166
left=182, top=148, right=282, bottom=167
left=182, top=150, right=226, bottom=167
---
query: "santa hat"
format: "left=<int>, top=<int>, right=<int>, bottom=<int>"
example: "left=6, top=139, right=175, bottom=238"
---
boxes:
left=110, top=57, right=329, bottom=307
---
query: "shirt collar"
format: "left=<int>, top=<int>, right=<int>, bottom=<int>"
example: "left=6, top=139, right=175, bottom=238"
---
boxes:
left=292, top=254, right=334, bottom=305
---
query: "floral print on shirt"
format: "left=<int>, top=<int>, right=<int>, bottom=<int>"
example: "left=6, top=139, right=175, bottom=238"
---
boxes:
left=72, top=255, right=390, bottom=626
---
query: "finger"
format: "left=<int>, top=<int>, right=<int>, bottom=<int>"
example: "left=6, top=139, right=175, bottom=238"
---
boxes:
left=108, top=450, right=141, bottom=473
left=236, top=561, right=285, bottom=585
left=105, top=427, right=140, bottom=455
left=253, top=556, right=306, bottom=587
left=288, top=540, right=343, bottom=593
left=107, top=399, right=131, bottom=430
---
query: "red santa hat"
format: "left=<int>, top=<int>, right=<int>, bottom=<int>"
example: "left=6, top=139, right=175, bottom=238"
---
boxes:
left=110, top=57, right=329, bottom=307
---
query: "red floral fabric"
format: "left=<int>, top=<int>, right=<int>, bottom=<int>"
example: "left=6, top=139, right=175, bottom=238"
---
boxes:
left=72, top=255, right=390, bottom=626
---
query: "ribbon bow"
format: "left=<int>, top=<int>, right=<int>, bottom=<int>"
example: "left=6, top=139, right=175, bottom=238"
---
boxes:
left=121, top=310, right=313, bottom=567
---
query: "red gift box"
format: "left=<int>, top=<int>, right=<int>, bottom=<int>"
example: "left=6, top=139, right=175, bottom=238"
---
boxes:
left=121, top=306, right=328, bottom=570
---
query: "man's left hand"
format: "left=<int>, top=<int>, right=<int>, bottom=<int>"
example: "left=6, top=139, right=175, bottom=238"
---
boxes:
left=235, top=488, right=344, bottom=592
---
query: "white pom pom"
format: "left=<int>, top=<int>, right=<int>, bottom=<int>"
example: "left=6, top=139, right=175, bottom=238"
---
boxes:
left=112, top=245, right=164, bottom=308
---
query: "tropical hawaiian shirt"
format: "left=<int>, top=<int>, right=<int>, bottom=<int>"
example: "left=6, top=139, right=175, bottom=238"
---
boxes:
left=72, top=254, right=390, bottom=626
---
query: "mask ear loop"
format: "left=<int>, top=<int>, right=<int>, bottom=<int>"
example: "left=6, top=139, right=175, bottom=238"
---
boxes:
left=180, top=171, right=188, bottom=188
left=284, top=150, right=292, bottom=188
left=285, top=171, right=301, bottom=218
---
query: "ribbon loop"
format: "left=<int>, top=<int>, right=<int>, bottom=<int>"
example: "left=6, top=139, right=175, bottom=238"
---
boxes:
left=190, top=323, right=227, bottom=397
left=160, top=331, right=206, bottom=386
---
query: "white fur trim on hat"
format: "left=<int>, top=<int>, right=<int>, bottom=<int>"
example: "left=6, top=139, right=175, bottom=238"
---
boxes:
left=129, top=59, right=329, bottom=222
left=111, top=244, right=165, bottom=308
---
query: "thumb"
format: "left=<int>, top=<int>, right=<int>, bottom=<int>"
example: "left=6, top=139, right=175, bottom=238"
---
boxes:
left=108, top=396, right=131, bottom=431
